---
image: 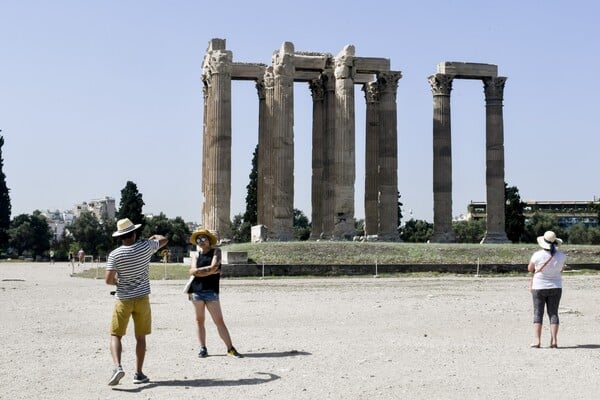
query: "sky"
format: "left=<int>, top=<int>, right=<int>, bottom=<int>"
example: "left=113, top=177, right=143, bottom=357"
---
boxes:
left=1, top=0, right=599, bottom=225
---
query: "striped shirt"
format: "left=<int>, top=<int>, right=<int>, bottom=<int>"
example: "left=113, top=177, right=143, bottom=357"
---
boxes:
left=106, top=239, right=160, bottom=300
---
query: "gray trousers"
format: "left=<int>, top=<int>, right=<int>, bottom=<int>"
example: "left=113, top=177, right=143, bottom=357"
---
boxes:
left=531, top=288, right=562, bottom=324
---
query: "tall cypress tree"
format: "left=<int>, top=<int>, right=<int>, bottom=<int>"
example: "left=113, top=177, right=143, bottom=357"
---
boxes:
left=117, top=181, right=145, bottom=226
left=243, top=144, right=258, bottom=225
left=505, top=183, right=525, bottom=243
left=0, top=135, right=11, bottom=251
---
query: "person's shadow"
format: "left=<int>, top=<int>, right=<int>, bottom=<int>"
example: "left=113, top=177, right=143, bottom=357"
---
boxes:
left=226, top=350, right=311, bottom=358
left=556, top=344, right=600, bottom=349
left=112, top=350, right=311, bottom=393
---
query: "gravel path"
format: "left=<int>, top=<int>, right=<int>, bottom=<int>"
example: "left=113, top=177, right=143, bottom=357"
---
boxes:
left=1, top=263, right=600, bottom=399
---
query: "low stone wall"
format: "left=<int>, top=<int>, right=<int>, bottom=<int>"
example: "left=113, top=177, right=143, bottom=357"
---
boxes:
left=221, top=263, right=600, bottom=277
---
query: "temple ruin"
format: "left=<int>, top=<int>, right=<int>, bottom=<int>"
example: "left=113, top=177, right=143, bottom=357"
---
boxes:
left=428, top=62, right=509, bottom=243
left=200, top=39, right=509, bottom=243
left=201, top=38, right=401, bottom=241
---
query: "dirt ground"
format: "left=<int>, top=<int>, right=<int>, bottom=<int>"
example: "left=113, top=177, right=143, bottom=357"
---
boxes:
left=1, top=262, right=600, bottom=400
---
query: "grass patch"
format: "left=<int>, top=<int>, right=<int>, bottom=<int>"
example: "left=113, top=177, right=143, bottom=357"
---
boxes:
left=221, top=242, right=600, bottom=265
left=72, top=242, right=600, bottom=280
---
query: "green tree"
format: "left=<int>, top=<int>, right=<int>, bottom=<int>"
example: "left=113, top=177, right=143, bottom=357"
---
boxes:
left=8, top=211, right=52, bottom=258
left=243, top=144, right=258, bottom=226
left=453, top=219, right=486, bottom=243
left=354, top=218, right=365, bottom=237
left=400, top=219, right=433, bottom=243
left=117, top=181, right=145, bottom=226
left=168, top=216, right=192, bottom=249
left=141, top=213, right=190, bottom=247
left=0, top=135, right=11, bottom=252
left=567, top=223, right=588, bottom=244
left=505, top=183, right=525, bottom=243
left=230, top=145, right=259, bottom=243
left=53, top=229, right=74, bottom=261
left=69, top=211, right=105, bottom=257
left=522, top=213, right=564, bottom=244
left=30, top=211, right=53, bottom=258
left=231, top=213, right=250, bottom=243
left=587, top=226, right=600, bottom=245
left=293, top=208, right=311, bottom=241
left=8, top=214, right=35, bottom=257
left=141, top=213, right=191, bottom=261
left=97, top=215, right=117, bottom=258
left=397, top=192, right=403, bottom=233
left=141, top=213, right=171, bottom=239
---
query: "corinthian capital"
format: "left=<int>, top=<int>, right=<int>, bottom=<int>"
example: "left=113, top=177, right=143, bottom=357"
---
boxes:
left=378, top=71, right=402, bottom=97
left=483, top=77, right=507, bottom=101
left=428, top=74, right=453, bottom=96
left=272, top=42, right=295, bottom=82
left=362, top=81, right=379, bottom=104
left=201, top=48, right=233, bottom=82
left=256, top=79, right=266, bottom=100
left=334, top=45, right=355, bottom=80
left=309, top=78, right=325, bottom=101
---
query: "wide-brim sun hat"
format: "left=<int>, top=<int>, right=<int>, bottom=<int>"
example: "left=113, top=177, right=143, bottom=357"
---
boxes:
left=112, top=218, right=142, bottom=237
left=537, top=231, right=563, bottom=250
left=190, top=229, right=218, bottom=246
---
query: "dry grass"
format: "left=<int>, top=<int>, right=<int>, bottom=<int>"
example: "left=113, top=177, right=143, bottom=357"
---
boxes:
left=222, top=241, right=600, bottom=265
left=72, top=242, right=600, bottom=280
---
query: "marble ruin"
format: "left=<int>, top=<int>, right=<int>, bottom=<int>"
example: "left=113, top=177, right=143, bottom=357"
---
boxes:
left=428, top=62, right=509, bottom=243
left=201, top=38, right=401, bottom=241
left=201, top=39, right=509, bottom=243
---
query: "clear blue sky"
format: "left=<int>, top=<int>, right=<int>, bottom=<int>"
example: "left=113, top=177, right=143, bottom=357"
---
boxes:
left=2, top=0, right=599, bottom=224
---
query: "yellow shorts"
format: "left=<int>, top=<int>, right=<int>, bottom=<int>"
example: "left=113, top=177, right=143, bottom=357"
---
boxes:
left=110, top=295, right=152, bottom=337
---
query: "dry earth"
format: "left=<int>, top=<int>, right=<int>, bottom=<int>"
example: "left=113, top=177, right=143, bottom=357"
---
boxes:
left=1, top=262, right=600, bottom=400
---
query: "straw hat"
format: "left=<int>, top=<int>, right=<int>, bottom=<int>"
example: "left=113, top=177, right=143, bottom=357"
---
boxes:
left=112, top=218, right=142, bottom=237
left=537, top=231, right=563, bottom=250
left=189, top=229, right=218, bottom=246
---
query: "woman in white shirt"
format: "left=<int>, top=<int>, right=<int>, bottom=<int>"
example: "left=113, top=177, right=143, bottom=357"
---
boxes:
left=527, top=231, right=566, bottom=349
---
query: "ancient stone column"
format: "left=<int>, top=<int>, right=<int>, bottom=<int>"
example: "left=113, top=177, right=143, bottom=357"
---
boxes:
left=269, top=42, right=295, bottom=240
left=482, top=77, right=510, bottom=243
left=428, top=73, right=456, bottom=243
left=363, top=81, right=380, bottom=237
left=332, top=45, right=356, bottom=240
left=377, top=71, right=401, bottom=241
left=256, top=74, right=272, bottom=230
left=309, top=77, right=326, bottom=240
left=201, top=38, right=233, bottom=239
left=321, top=68, right=336, bottom=239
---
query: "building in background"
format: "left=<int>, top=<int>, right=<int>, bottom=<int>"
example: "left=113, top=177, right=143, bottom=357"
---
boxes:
left=73, top=196, right=116, bottom=220
left=42, top=197, right=115, bottom=241
left=41, top=209, right=75, bottom=241
left=467, top=198, right=599, bottom=228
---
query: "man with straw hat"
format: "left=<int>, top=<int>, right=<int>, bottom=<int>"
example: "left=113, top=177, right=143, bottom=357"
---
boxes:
left=105, top=218, right=168, bottom=386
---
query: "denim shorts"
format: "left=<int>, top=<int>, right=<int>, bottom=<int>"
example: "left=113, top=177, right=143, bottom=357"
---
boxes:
left=190, top=290, right=219, bottom=302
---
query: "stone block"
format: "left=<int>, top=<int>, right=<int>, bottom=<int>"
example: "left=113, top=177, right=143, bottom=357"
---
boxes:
left=437, top=62, right=498, bottom=79
left=222, top=251, right=248, bottom=265
left=251, top=225, right=268, bottom=242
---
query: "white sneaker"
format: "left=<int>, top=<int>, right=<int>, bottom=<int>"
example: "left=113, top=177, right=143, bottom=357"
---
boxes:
left=108, top=366, right=125, bottom=386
